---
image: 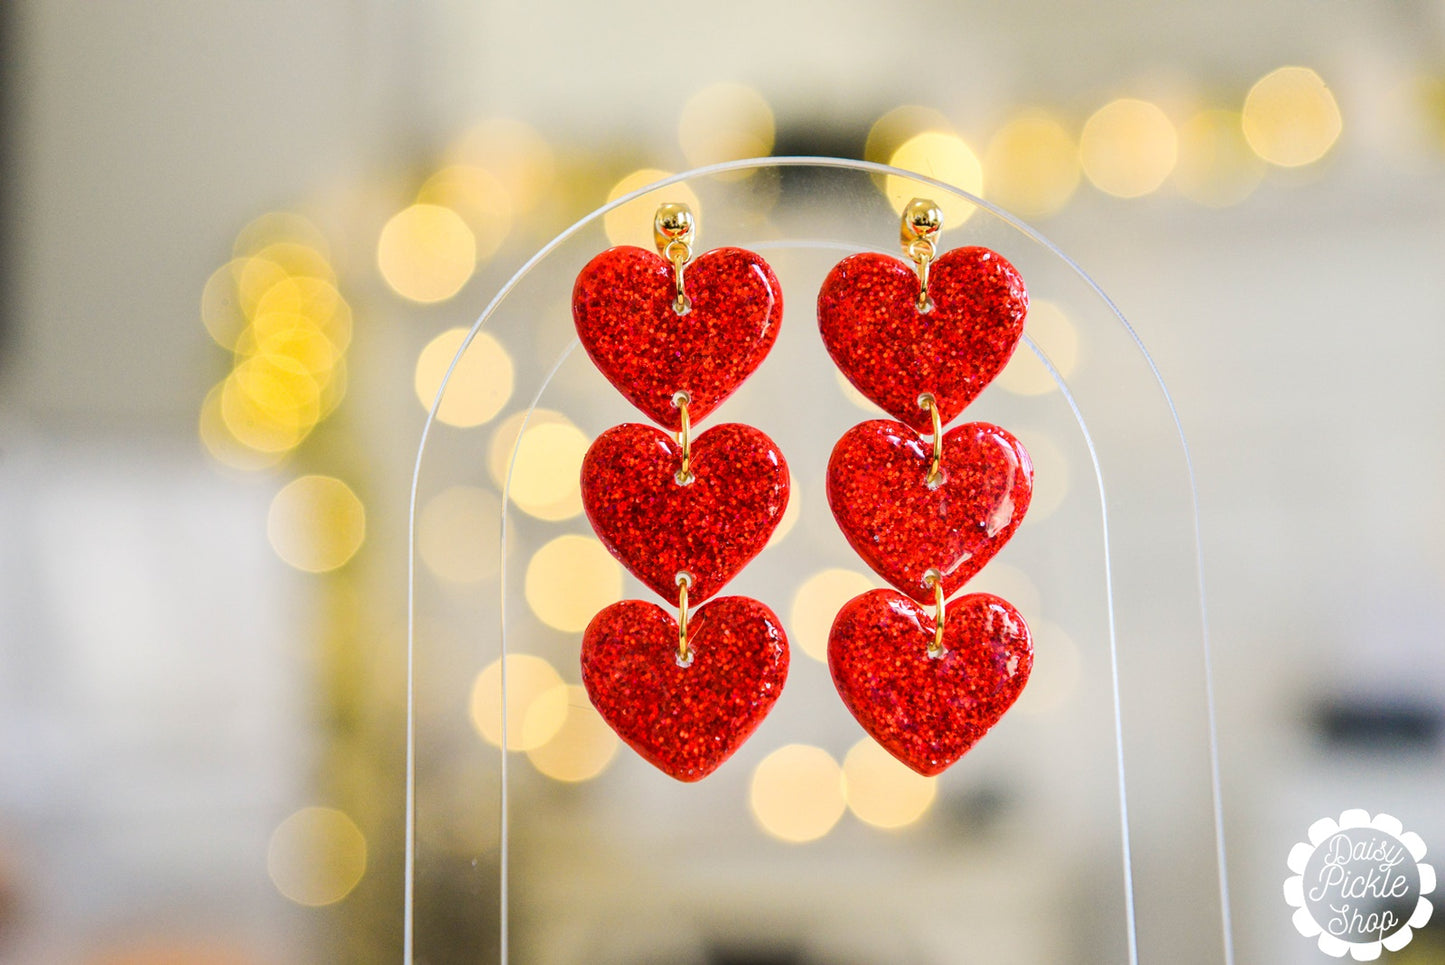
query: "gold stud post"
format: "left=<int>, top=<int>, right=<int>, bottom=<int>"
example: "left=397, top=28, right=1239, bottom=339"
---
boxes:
left=654, top=202, right=695, bottom=315
left=675, top=571, right=694, bottom=665
left=923, top=569, right=947, bottom=658
left=918, top=393, right=945, bottom=488
left=672, top=391, right=695, bottom=485
left=901, top=198, right=943, bottom=313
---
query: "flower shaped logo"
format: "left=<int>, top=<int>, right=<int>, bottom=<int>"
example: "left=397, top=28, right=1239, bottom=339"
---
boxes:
left=1285, top=809, right=1436, bottom=960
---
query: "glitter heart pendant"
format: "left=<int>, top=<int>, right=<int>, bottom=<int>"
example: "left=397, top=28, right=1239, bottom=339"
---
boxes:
left=818, top=246, right=1027, bottom=432
left=582, top=422, right=789, bottom=603
left=582, top=596, right=790, bottom=781
left=829, top=588, right=1032, bottom=776
left=827, top=419, right=1032, bottom=602
left=573, top=244, right=782, bottom=431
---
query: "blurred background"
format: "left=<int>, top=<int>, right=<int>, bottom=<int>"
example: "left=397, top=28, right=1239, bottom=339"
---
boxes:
left=2, top=2, right=1445, bottom=963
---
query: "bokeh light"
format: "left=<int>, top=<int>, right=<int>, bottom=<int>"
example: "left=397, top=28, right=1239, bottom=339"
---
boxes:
left=504, top=421, right=589, bottom=521
left=469, top=654, right=568, bottom=751
left=750, top=744, right=847, bottom=843
left=267, top=806, right=367, bottom=906
left=996, top=300, right=1079, bottom=395
left=267, top=475, right=366, bottom=573
left=414, top=328, right=514, bottom=428
left=487, top=409, right=568, bottom=488
left=198, top=382, right=287, bottom=472
left=1079, top=98, right=1179, bottom=198
left=200, top=214, right=353, bottom=468
left=200, top=259, right=256, bottom=350
left=417, top=165, right=513, bottom=262
left=791, top=568, right=876, bottom=662
left=417, top=486, right=501, bottom=584
left=885, top=131, right=983, bottom=228
left=446, top=117, right=556, bottom=215
left=603, top=169, right=702, bottom=247
left=865, top=105, right=953, bottom=166
left=1174, top=110, right=1267, bottom=206
left=377, top=203, right=477, bottom=303
left=983, top=112, right=1081, bottom=218
left=232, top=211, right=331, bottom=263
left=524, top=535, right=623, bottom=633
left=526, top=686, right=619, bottom=782
left=678, top=83, right=776, bottom=172
left=1242, top=66, right=1343, bottom=167
left=1013, top=620, right=1082, bottom=716
left=842, top=738, right=936, bottom=829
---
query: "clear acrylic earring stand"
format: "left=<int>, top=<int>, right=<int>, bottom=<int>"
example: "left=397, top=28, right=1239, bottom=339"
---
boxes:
left=406, top=158, right=1233, bottom=965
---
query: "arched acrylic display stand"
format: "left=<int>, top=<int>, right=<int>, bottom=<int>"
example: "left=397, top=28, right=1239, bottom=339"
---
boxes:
left=407, top=158, right=1233, bottom=965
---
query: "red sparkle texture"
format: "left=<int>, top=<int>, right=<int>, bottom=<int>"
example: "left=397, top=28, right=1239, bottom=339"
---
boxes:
left=828, top=419, right=1032, bottom=602
left=819, top=243, right=1035, bottom=775
left=582, top=598, right=789, bottom=782
left=818, top=247, right=1028, bottom=432
left=572, top=242, right=790, bottom=781
left=573, top=246, right=783, bottom=431
left=829, top=590, right=1032, bottom=776
left=581, top=422, right=789, bottom=604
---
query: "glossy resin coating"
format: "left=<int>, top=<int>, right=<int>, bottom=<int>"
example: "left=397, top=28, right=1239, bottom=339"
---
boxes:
left=827, top=419, right=1032, bottom=602
left=573, top=245, right=783, bottom=430
left=818, top=247, right=1027, bottom=431
left=582, top=422, right=789, bottom=604
left=829, top=589, right=1032, bottom=776
left=582, top=596, right=790, bottom=782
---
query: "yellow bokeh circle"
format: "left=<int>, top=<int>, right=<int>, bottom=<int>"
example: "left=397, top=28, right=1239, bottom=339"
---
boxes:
left=378, top=203, right=477, bottom=303
left=1079, top=99, right=1178, bottom=198
left=267, top=806, right=367, bottom=906
left=750, top=744, right=847, bottom=843
left=505, top=421, right=589, bottom=521
left=524, top=535, right=623, bottom=633
left=885, top=131, right=983, bottom=228
left=1242, top=66, right=1343, bottom=167
left=526, top=686, right=619, bottom=782
left=267, top=475, right=366, bottom=573
left=469, top=654, right=569, bottom=751
left=791, top=569, right=875, bottom=662
left=414, top=328, right=514, bottom=428
left=678, top=83, right=776, bottom=171
left=984, top=112, right=1081, bottom=219
left=417, top=486, right=501, bottom=584
left=842, top=738, right=936, bottom=830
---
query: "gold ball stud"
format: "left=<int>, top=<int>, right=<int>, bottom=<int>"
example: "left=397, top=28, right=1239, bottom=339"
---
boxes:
left=900, top=198, right=944, bottom=246
left=653, top=202, right=696, bottom=255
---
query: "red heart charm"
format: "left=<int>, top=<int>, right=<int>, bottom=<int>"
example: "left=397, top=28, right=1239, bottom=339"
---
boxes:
left=582, top=596, right=789, bottom=781
left=818, top=247, right=1027, bottom=432
left=582, top=422, right=789, bottom=604
left=573, top=245, right=783, bottom=430
left=829, top=589, right=1032, bottom=776
left=827, top=420, right=1031, bottom=602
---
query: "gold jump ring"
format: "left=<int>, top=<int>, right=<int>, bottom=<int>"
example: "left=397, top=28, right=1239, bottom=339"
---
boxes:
left=918, top=393, right=944, bottom=488
left=923, top=569, right=946, bottom=658
left=675, top=571, right=694, bottom=665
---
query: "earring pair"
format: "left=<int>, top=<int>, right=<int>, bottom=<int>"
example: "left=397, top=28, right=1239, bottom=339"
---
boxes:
left=571, top=200, right=1033, bottom=782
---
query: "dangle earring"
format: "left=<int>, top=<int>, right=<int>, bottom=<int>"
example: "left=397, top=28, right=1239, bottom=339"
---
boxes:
left=817, top=199, right=1036, bottom=776
left=572, top=202, right=791, bottom=782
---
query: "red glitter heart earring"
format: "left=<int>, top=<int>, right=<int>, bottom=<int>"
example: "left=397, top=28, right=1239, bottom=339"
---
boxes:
left=818, top=199, right=1035, bottom=777
left=573, top=202, right=791, bottom=782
